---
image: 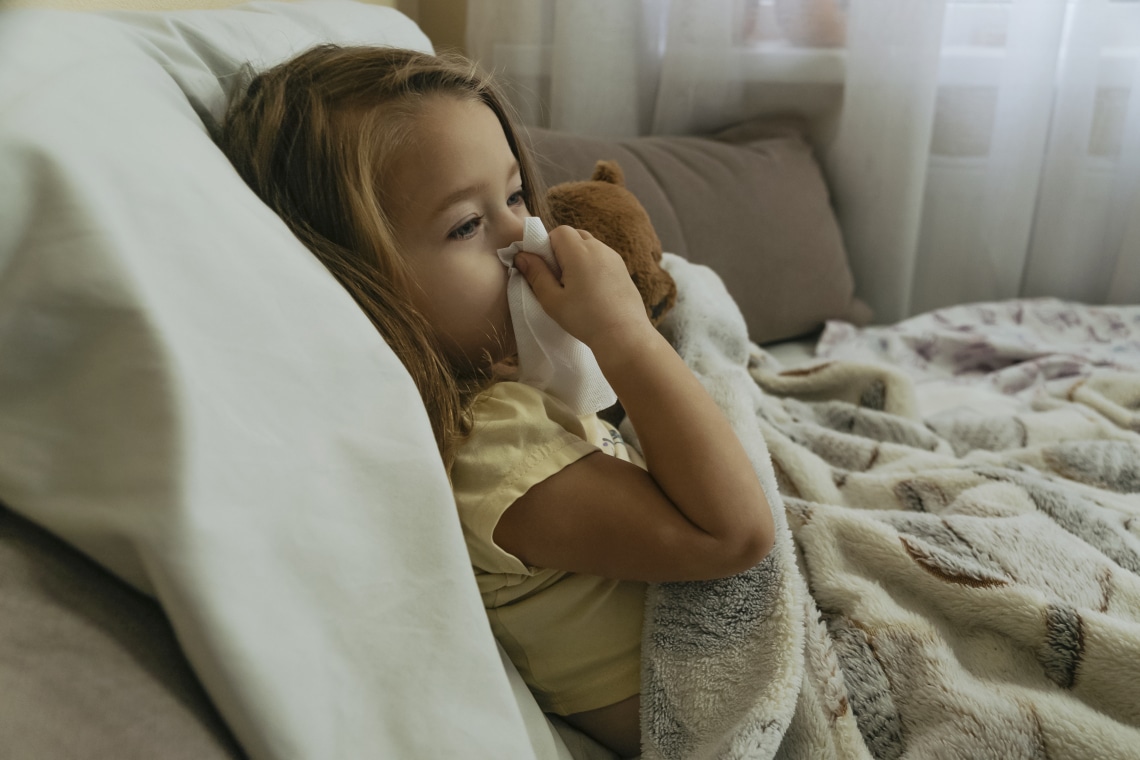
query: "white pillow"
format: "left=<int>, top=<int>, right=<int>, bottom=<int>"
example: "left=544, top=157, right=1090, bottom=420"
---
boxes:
left=0, top=2, right=570, bottom=758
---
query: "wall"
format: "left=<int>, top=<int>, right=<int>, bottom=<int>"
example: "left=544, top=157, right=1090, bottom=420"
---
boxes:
left=398, top=0, right=465, bottom=53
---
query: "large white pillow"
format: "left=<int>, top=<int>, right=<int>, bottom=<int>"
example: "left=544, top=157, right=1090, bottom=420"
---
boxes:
left=0, top=2, right=574, bottom=758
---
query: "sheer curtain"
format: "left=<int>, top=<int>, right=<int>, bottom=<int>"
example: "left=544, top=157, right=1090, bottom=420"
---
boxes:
left=466, top=0, right=1140, bottom=323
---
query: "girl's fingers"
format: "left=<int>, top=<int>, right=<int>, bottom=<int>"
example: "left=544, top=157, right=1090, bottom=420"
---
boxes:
left=515, top=251, right=560, bottom=297
left=548, top=226, right=598, bottom=272
left=550, top=225, right=587, bottom=248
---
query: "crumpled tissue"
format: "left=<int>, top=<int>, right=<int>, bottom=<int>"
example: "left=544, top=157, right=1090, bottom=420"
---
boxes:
left=497, top=217, right=617, bottom=416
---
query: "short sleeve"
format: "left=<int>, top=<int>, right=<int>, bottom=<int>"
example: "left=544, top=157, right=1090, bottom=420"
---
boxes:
left=451, top=383, right=598, bottom=577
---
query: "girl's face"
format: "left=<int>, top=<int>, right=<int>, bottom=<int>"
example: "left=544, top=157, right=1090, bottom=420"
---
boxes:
left=386, top=96, right=528, bottom=370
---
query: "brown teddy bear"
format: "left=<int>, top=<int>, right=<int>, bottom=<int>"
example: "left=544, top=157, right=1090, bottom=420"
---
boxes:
left=545, top=160, right=677, bottom=327
left=545, top=159, right=677, bottom=425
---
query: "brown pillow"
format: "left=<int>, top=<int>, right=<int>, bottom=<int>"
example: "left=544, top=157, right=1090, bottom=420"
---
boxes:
left=525, top=119, right=872, bottom=344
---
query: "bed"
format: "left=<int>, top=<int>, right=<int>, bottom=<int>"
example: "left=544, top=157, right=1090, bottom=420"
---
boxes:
left=1, top=2, right=1138, bottom=759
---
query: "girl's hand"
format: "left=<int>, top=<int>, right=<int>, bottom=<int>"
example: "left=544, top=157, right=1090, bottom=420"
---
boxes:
left=497, top=227, right=775, bottom=584
left=514, top=226, right=655, bottom=355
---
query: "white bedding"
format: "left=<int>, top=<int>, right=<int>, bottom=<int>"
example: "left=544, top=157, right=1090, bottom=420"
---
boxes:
left=0, top=3, right=575, bottom=758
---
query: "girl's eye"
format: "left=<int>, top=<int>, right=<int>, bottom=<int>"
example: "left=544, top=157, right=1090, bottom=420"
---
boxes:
left=450, top=216, right=482, bottom=241
left=508, top=189, right=525, bottom=207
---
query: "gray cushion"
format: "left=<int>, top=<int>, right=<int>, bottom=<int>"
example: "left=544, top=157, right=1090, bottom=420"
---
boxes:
left=0, top=506, right=241, bottom=759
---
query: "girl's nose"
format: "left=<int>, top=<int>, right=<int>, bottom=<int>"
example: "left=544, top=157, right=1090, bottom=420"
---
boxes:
left=497, top=210, right=526, bottom=250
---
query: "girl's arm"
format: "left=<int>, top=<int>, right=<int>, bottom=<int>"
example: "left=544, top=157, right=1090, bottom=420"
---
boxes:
left=493, top=227, right=774, bottom=583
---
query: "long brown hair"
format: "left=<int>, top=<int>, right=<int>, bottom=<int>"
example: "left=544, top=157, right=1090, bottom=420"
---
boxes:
left=218, top=45, right=548, bottom=471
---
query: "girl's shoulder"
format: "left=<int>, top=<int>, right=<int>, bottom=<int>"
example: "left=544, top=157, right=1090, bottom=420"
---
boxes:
left=478, top=381, right=568, bottom=414
left=481, top=379, right=538, bottom=401
left=454, top=382, right=596, bottom=497
left=471, top=381, right=590, bottom=439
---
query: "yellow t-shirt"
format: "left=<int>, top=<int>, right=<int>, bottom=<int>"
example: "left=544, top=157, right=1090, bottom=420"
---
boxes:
left=451, top=381, right=647, bottom=715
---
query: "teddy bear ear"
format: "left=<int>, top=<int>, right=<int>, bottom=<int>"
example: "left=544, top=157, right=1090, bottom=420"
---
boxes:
left=591, top=159, right=625, bottom=187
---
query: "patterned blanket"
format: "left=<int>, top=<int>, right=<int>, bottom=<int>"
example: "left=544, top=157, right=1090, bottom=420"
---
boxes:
left=639, top=256, right=1140, bottom=760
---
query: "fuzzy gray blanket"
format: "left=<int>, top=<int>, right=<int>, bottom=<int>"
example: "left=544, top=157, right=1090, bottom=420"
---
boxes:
left=637, top=255, right=1140, bottom=760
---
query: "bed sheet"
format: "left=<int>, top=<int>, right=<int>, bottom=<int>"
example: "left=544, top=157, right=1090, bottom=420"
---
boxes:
left=767, top=298, right=1140, bottom=419
left=760, top=335, right=820, bottom=369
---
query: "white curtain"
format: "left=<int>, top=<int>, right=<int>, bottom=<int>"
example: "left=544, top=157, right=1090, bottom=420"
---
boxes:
left=466, top=0, right=1140, bottom=323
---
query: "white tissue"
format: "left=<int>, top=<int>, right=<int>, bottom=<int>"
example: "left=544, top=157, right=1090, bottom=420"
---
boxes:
left=497, top=217, right=617, bottom=416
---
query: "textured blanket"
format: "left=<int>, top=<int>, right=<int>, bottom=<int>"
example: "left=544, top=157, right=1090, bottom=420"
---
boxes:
left=641, top=256, right=1140, bottom=760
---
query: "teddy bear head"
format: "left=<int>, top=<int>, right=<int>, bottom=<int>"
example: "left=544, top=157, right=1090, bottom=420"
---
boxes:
left=545, top=160, right=677, bottom=326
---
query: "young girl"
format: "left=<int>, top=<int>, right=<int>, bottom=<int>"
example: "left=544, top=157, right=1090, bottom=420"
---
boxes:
left=219, top=45, right=774, bottom=758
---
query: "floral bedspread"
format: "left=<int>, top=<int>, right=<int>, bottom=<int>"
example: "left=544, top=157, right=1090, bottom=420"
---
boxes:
left=815, top=298, right=1140, bottom=409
